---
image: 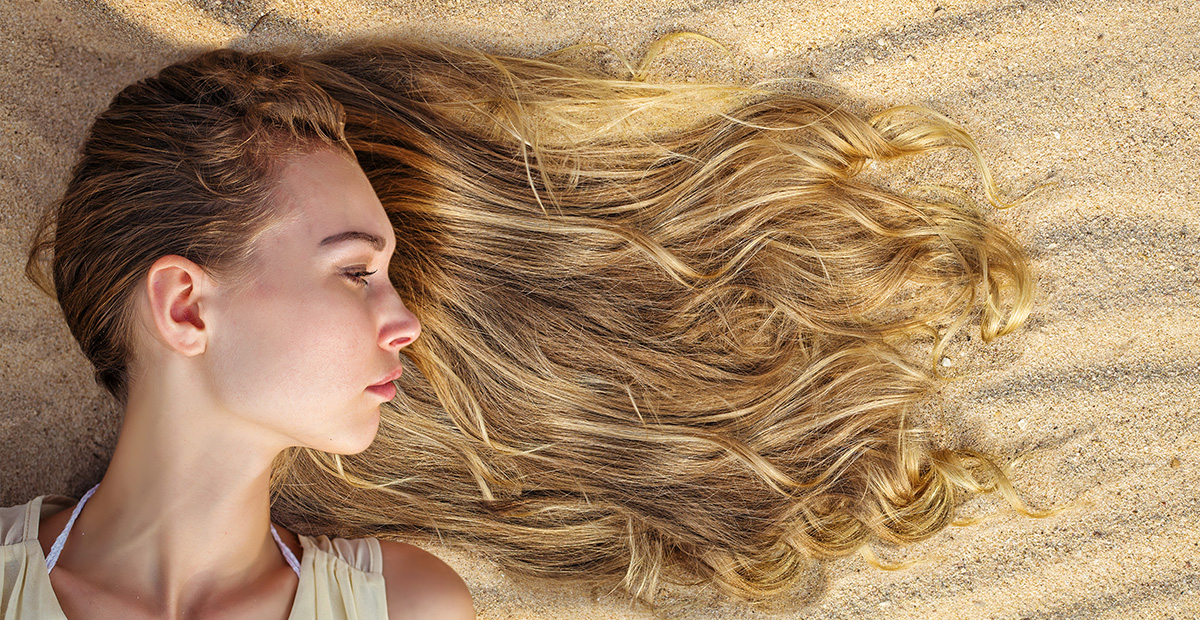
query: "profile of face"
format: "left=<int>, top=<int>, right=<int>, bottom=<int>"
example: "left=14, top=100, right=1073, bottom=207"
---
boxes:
left=192, top=147, right=421, bottom=455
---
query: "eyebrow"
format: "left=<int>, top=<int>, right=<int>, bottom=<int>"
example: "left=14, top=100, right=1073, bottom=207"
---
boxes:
left=319, top=231, right=386, bottom=251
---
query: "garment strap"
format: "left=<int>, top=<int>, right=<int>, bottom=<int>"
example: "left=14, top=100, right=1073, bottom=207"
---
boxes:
left=272, top=521, right=303, bottom=575
left=45, top=484, right=301, bottom=578
left=44, top=484, right=97, bottom=572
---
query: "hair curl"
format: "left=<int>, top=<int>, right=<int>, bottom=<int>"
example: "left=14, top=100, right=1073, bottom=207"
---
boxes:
left=257, top=42, right=1038, bottom=602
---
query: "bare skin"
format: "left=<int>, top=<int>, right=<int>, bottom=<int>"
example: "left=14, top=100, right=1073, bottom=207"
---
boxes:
left=36, top=148, right=474, bottom=620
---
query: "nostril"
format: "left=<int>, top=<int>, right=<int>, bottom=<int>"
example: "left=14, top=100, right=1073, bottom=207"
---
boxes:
left=390, top=336, right=413, bottom=348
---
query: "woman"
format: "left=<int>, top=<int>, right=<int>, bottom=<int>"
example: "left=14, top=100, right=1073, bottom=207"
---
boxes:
left=3, top=50, right=474, bottom=619
left=9, top=40, right=1036, bottom=611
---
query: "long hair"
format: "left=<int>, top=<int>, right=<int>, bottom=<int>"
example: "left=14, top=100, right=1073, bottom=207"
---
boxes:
left=26, top=49, right=349, bottom=404
left=263, top=42, right=1037, bottom=602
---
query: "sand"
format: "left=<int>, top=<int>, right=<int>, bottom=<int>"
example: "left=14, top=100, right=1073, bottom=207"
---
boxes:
left=1, top=0, right=1197, bottom=618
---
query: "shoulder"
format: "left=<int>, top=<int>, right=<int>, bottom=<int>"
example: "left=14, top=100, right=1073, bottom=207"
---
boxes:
left=0, top=499, right=39, bottom=547
left=377, top=539, right=475, bottom=620
left=5, top=495, right=73, bottom=551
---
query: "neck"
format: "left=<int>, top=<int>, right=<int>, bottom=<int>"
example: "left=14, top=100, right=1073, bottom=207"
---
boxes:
left=59, top=373, right=294, bottom=616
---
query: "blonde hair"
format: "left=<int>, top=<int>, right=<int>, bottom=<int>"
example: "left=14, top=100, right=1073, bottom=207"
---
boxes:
left=262, top=41, right=1037, bottom=602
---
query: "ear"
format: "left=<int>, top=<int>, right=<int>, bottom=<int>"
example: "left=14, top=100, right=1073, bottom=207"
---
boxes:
left=144, top=255, right=212, bottom=356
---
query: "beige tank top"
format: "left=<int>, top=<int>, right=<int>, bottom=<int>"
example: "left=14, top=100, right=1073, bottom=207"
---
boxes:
left=0, top=495, right=388, bottom=619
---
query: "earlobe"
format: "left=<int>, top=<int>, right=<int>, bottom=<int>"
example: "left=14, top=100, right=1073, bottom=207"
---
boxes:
left=145, top=255, right=209, bottom=356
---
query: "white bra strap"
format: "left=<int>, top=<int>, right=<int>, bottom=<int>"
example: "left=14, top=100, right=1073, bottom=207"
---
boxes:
left=45, top=484, right=302, bottom=578
left=271, top=524, right=302, bottom=577
left=45, top=484, right=99, bottom=573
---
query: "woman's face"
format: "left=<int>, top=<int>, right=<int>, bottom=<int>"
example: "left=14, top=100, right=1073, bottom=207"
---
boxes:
left=201, top=147, right=420, bottom=455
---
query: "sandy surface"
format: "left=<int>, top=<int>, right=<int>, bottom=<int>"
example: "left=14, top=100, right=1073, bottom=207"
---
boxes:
left=2, top=0, right=1198, bottom=618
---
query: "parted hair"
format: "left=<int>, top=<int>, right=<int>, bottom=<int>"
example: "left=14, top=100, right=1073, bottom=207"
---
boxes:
left=32, top=41, right=1035, bottom=603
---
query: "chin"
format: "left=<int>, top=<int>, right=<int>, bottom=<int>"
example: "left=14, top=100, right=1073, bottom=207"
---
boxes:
left=331, top=407, right=383, bottom=455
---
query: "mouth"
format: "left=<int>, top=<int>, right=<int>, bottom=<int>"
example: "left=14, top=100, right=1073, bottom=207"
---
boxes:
left=366, top=366, right=405, bottom=401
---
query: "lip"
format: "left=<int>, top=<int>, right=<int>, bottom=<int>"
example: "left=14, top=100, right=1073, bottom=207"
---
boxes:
left=373, top=366, right=404, bottom=386
left=366, top=366, right=404, bottom=401
left=366, top=381, right=397, bottom=401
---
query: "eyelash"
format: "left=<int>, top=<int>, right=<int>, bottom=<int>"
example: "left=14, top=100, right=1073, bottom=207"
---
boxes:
left=342, top=269, right=377, bottom=286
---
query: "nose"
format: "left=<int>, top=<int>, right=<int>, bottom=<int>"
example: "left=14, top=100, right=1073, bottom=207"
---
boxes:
left=378, top=288, right=422, bottom=352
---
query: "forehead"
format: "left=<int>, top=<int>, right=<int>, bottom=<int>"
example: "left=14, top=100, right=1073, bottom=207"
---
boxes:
left=265, top=148, right=394, bottom=249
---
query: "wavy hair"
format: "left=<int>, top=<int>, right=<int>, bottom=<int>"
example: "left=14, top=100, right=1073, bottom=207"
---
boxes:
left=259, top=42, right=1038, bottom=602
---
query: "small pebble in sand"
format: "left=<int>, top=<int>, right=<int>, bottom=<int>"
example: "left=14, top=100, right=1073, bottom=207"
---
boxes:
left=1018, top=418, right=1029, bottom=430
left=940, top=357, right=954, bottom=367
left=1170, top=457, right=1182, bottom=469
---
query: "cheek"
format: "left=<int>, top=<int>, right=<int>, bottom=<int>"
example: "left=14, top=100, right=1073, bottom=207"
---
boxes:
left=211, top=286, right=368, bottom=417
